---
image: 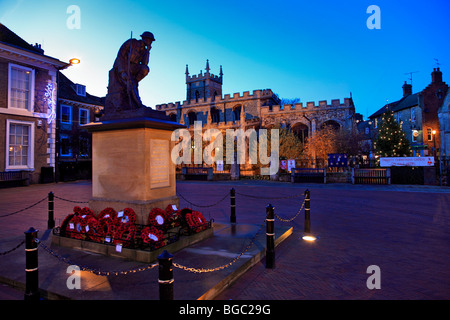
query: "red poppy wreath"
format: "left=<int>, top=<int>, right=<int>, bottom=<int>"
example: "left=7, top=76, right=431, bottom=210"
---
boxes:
left=148, top=208, right=167, bottom=228
left=114, top=222, right=137, bottom=247
left=141, top=226, right=164, bottom=249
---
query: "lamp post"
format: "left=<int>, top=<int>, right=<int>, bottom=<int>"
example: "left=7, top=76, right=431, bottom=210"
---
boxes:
left=432, top=130, right=436, bottom=157
left=55, top=58, right=80, bottom=183
left=432, top=129, right=443, bottom=186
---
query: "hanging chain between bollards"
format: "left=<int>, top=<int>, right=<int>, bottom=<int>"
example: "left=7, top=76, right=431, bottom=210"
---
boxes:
left=0, top=240, right=25, bottom=255
left=35, top=239, right=158, bottom=276
left=0, top=196, right=48, bottom=218
left=177, top=191, right=229, bottom=208
left=274, top=198, right=306, bottom=222
left=53, top=195, right=89, bottom=204
left=173, top=221, right=265, bottom=273
left=235, top=191, right=305, bottom=200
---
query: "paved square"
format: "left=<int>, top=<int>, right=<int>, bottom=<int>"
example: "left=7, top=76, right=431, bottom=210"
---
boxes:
left=0, top=180, right=449, bottom=299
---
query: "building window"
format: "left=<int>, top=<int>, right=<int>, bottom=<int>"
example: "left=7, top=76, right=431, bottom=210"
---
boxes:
left=411, top=108, right=416, bottom=122
left=233, top=106, right=241, bottom=123
left=79, top=108, right=89, bottom=125
left=374, top=118, right=378, bottom=128
left=8, top=64, right=35, bottom=111
left=427, top=128, right=433, bottom=141
left=6, top=119, right=34, bottom=170
left=211, top=107, right=220, bottom=124
left=76, top=84, right=86, bottom=97
left=79, top=136, right=90, bottom=158
left=60, top=134, right=72, bottom=157
left=188, top=112, right=197, bottom=125
left=365, top=127, right=370, bottom=135
left=61, top=105, right=72, bottom=124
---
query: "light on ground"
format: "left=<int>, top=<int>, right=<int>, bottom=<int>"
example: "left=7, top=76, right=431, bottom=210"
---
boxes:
left=302, top=235, right=317, bottom=242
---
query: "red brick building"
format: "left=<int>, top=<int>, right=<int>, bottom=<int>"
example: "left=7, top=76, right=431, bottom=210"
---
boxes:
left=420, top=68, right=448, bottom=156
left=0, top=24, right=69, bottom=184
left=370, top=67, right=448, bottom=157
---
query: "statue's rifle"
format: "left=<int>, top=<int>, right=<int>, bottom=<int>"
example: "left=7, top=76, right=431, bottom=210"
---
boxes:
left=127, top=31, right=133, bottom=108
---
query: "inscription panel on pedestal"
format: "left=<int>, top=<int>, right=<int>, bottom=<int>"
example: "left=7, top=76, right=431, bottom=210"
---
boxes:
left=150, top=139, right=170, bottom=189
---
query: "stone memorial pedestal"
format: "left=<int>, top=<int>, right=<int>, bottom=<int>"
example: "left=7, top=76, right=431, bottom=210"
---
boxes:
left=84, top=113, right=185, bottom=225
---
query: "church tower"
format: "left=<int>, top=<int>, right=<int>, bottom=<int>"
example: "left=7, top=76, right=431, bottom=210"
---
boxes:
left=186, top=60, right=223, bottom=102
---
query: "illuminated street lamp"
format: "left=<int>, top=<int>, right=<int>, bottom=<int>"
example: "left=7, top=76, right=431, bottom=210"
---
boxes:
left=69, top=58, right=81, bottom=65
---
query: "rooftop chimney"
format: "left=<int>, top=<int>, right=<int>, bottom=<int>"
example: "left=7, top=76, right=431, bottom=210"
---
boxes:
left=431, top=67, right=443, bottom=83
left=402, top=81, right=412, bottom=97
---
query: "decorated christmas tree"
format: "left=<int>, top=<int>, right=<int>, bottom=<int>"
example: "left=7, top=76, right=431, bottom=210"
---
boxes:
left=373, top=111, right=411, bottom=157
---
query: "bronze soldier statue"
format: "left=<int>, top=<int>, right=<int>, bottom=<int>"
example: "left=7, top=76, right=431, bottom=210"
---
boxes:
left=105, top=32, right=156, bottom=113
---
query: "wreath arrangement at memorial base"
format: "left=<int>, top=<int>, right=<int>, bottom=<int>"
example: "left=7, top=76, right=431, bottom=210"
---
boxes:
left=60, top=204, right=209, bottom=250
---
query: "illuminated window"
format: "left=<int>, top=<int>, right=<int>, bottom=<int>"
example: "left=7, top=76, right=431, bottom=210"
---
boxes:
left=8, top=64, right=35, bottom=111
left=6, top=119, right=34, bottom=170
left=427, top=128, right=433, bottom=141
left=412, top=130, right=419, bottom=142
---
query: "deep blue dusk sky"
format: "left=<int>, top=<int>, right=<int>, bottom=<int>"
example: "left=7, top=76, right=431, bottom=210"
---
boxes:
left=1, top=0, right=449, bottom=118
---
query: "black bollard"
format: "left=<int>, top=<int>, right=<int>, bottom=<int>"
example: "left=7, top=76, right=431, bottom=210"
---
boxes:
left=47, top=192, right=55, bottom=229
left=304, top=190, right=310, bottom=234
left=266, top=204, right=275, bottom=269
left=24, top=227, right=40, bottom=300
left=158, top=250, right=174, bottom=300
left=230, top=188, right=236, bottom=224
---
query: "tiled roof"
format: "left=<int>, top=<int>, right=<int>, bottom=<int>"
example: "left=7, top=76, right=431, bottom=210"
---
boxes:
left=0, top=23, right=44, bottom=54
left=369, top=93, right=419, bottom=119
left=58, top=72, right=104, bottom=106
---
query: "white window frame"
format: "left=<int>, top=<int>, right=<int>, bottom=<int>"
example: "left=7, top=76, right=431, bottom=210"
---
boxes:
left=79, top=108, right=89, bottom=125
left=5, top=119, right=35, bottom=171
left=8, top=63, right=35, bottom=112
left=61, top=104, right=72, bottom=124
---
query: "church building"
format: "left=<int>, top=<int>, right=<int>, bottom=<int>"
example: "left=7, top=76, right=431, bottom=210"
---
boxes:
left=156, top=60, right=357, bottom=146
